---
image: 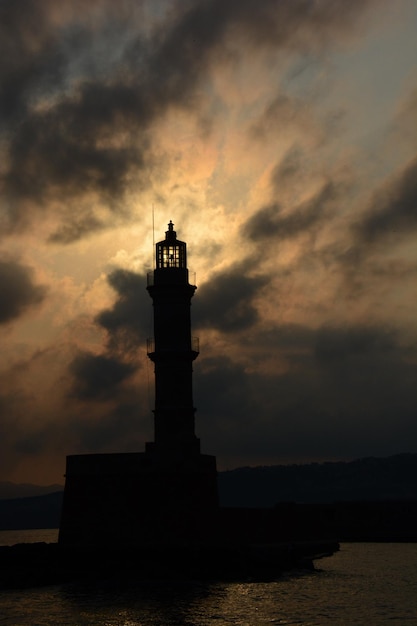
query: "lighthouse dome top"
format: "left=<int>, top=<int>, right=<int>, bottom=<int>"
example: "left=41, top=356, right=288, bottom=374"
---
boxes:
left=165, top=220, right=176, bottom=240
left=156, top=220, right=187, bottom=269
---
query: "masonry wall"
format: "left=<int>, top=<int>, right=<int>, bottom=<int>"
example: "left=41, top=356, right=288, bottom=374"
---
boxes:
left=59, top=452, right=218, bottom=546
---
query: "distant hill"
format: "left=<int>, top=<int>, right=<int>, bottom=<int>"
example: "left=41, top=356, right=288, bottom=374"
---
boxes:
left=0, top=482, right=64, bottom=500
left=0, top=492, right=63, bottom=530
left=218, top=453, right=417, bottom=507
left=0, top=454, right=416, bottom=530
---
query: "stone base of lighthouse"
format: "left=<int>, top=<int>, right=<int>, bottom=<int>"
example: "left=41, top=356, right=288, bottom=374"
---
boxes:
left=58, top=450, right=218, bottom=546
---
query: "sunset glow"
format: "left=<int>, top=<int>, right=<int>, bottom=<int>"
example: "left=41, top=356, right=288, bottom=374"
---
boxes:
left=1, top=0, right=416, bottom=484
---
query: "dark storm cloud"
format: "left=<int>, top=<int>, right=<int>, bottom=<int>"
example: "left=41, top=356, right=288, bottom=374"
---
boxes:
left=68, top=268, right=148, bottom=401
left=163, top=0, right=374, bottom=55
left=2, top=87, right=150, bottom=239
left=5, top=92, right=144, bottom=201
left=48, top=213, right=106, bottom=244
left=96, top=268, right=150, bottom=351
left=271, top=144, right=304, bottom=185
left=249, top=94, right=313, bottom=142
left=70, top=399, right=147, bottom=453
left=1, top=0, right=374, bottom=241
left=0, top=380, right=146, bottom=467
left=194, top=264, right=269, bottom=332
left=0, top=347, right=63, bottom=474
left=0, top=392, right=39, bottom=475
left=62, top=266, right=151, bottom=454
left=0, top=0, right=65, bottom=125
left=313, top=325, right=398, bottom=362
left=1, top=11, right=155, bottom=238
left=0, top=337, right=146, bottom=470
left=194, top=356, right=258, bottom=452
left=196, top=322, right=417, bottom=463
left=69, top=352, right=137, bottom=400
left=0, top=259, right=46, bottom=324
left=240, top=323, right=404, bottom=370
left=355, top=155, right=417, bottom=243
left=243, top=180, right=339, bottom=242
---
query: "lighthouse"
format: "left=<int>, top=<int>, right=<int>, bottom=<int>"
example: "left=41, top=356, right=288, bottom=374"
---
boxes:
left=144, top=221, right=218, bottom=520
left=146, top=220, right=200, bottom=457
left=59, top=221, right=218, bottom=545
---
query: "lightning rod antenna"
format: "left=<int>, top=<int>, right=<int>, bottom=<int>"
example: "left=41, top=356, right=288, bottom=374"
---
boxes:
left=152, top=203, right=155, bottom=267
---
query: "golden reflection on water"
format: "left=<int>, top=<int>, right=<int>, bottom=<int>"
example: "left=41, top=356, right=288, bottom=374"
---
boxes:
left=0, top=544, right=416, bottom=625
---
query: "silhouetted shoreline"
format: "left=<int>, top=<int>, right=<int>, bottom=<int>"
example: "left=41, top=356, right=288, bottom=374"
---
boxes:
left=0, top=540, right=340, bottom=589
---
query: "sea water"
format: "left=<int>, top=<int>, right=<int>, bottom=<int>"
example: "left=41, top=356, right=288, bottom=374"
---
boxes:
left=0, top=532, right=416, bottom=625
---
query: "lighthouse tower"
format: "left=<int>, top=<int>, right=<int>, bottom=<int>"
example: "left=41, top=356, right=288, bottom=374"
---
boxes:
left=146, top=220, right=200, bottom=457
left=144, top=222, right=218, bottom=522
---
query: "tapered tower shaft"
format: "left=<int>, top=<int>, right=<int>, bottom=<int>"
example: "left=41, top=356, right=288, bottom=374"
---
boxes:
left=147, top=221, right=200, bottom=456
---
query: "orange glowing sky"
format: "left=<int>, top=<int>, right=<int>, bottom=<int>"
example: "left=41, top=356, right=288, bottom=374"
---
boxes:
left=1, top=0, right=416, bottom=485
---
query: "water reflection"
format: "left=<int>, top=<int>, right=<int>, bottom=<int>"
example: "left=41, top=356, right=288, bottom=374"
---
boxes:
left=60, top=579, right=229, bottom=626
left=1, top=545, right=416, bottom=625
left=57, top=575, right=328, bottom=626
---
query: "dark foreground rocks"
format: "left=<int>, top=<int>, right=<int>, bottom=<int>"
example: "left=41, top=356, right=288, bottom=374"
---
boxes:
left=0, top=540, right=339, bottom=589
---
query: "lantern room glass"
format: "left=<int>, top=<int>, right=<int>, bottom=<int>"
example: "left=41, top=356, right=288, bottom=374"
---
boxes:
left=156, top=221, right=187, bottom=269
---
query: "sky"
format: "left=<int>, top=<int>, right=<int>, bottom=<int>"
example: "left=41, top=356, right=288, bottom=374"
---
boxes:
left=0, top=0, right=416, bottom=485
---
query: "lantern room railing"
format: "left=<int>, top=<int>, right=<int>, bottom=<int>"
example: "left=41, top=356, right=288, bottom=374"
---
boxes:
left=147, top=270, right=196, bottom=287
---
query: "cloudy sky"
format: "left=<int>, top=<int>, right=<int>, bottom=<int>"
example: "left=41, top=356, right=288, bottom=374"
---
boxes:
left=1, top=0, right=416, bottom=485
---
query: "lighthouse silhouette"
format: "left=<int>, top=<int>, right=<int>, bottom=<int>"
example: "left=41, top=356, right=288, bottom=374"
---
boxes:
left=59, top=222, right=218, bottom=546
left=146, top=220, right=201, bottom=457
